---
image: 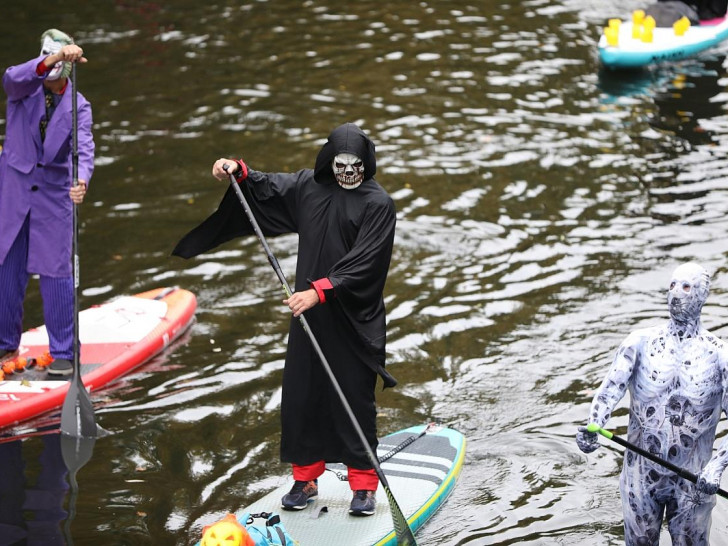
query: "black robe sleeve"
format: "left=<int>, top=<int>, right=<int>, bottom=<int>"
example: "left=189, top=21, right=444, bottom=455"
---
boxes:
left=324, top=190, right=397, bottom=387
left=327, top=195, right=395, bottom=326
left=172, top=169, right=305, bottom=259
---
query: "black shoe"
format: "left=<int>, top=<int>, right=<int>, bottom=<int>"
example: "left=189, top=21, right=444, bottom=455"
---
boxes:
left=0, top=349, right=17, bottom=362
left=349, top=490, right=376, bottom=516
left=281, top=479, right=318, bottom=510
left=47, top=358, right=73, bottom=376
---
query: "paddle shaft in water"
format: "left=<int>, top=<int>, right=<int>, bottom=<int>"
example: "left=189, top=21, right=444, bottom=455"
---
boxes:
left=224, top=164, right=417, bottom=545
left=60, top=62, right=98, bottom=438
left=587, top=424, right=728, bottom=500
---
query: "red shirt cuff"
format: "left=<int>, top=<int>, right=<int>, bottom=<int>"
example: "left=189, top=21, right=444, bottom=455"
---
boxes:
left=311, top=278, right=333, bottom=303
left=37, top=60, right=51, bottom=76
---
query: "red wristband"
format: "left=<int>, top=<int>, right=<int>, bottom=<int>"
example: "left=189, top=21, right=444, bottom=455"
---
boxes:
left=234, top=159, right=248, bottom=181
left=311, top=278, right=333, bottom=304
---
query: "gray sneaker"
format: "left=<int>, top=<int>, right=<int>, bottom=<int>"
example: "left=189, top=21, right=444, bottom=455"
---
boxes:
left=281, top=480, right=318, bottom=510
left=349, top=490, right=376, bottom=516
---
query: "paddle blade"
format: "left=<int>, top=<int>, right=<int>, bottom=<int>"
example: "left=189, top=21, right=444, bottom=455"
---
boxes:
left=60, top=376, right=97, bottom=438
left=384, top=487, right=418, bottom=545
left=60, top=432, right=96, bottom=479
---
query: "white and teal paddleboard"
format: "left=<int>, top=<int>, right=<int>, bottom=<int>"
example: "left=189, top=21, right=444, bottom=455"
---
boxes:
left=198, top=423, right=465, bottom=546
left=599, top=15, right=728, bottom=69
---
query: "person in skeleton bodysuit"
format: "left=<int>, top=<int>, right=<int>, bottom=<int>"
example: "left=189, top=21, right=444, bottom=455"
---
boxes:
left=576, top=263, right=728, bottom=545
left=173, top=123, right=396, bottom=517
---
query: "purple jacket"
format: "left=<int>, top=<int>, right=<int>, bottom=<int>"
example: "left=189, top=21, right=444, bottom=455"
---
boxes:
left=0, top=55, right=94, bottom=277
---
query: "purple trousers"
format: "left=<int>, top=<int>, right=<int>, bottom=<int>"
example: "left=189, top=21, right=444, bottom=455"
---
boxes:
left=0, top=215, right=74, bottom=360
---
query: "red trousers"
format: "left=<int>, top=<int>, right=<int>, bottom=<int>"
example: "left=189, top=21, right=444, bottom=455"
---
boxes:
left=292, top=461, right=378, bottom=491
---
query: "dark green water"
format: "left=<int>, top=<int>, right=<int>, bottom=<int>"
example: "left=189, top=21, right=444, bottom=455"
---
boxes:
left=3, top=1, right=728, bottom=544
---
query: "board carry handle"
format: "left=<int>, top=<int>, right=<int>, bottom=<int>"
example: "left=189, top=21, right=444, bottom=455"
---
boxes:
left=153, top=286, right=179, bottom=300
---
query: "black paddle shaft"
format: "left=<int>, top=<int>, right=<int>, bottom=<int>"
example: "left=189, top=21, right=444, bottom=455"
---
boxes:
left=60, top=62, right=98, bottom=439
left=609, top=432, right=728, bottom=500
left=223, top=165, right=417, bottom=545
left=72, top=61, right=79, bottom=368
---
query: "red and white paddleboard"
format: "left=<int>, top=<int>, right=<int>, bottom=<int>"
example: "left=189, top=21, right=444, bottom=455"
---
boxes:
left=0, top=287, right=197, bottom=431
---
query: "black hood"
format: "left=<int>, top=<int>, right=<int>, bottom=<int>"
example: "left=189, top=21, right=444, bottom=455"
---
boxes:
left=313, top=123, right=376, bottom=185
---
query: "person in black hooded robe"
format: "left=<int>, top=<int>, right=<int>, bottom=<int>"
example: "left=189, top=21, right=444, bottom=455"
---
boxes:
left=172, top=123, right=396, bottom=517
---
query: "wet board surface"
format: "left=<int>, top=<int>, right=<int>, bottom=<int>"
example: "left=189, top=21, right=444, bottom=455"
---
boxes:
left=198, top=423, right=465, bottom=546
left=599, top=16, right=728, bottom=68
left=0, top=287, right=197, bottom=431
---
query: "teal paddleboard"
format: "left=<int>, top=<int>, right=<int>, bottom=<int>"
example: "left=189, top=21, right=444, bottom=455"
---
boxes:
left=196, top=423, right=465, bottom=546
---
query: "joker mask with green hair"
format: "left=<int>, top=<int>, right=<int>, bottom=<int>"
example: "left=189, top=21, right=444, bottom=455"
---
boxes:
left=40, top=28, right=74, bottom=81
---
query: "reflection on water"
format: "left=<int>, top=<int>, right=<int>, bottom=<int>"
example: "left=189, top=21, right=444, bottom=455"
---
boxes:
left=60, top=434, right=97, bottom=546
left=4, top=0, right=728, bottom=544
left=0, top=433, right=68, bottom=545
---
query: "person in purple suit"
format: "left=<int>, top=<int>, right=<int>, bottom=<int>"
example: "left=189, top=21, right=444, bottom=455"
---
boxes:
left=0, top=29, right=95, bottom=376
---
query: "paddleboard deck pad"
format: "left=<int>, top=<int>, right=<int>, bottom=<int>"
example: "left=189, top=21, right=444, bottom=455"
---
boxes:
left=599, top=16, right=728, bottom=68
left=0, top=287, right=197, bottom=431
left=198, top=423, right=465, bottom=546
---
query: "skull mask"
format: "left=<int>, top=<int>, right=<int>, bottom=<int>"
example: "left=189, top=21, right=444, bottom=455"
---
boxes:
left=667, top=262, right=710, bottom=327
left=332, top=153, right=364, bottom=190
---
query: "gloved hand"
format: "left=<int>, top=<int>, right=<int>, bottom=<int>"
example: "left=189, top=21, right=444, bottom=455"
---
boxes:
left=697, top=460, right=723, bottom=495
left=576, top=426, right=600, bottom=453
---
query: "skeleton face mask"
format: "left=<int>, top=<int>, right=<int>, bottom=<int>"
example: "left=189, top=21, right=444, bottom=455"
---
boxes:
left=332, top=153, right=364, bottom=190
left=667, top=262, right=710, bottom=326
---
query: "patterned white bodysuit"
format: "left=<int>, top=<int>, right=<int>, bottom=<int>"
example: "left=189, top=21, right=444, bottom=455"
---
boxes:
left=577, top=263, right=728, bottom=546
